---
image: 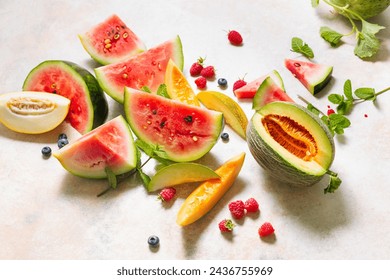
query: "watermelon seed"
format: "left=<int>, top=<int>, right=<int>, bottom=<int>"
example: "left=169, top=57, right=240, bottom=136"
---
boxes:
left=104, top=38, right=111, bottom=44
left=192, top=136, right=198, bottom=142
left=158, top=62, right=162, bottom=71
left=116, top=25, right=120, bottom=31
left=184, top=115, right=193, bottom=123
left=123, top=32, right=128, bottom=39
left=152, top=109, right=157, bottom=115
left=105, top=43, right=112, bottom=49
left=294, top=62, right=301, bottom=67
left=160, top=121, right=166, bottom=128
left=114, top=33, right=120, bottom=40
left=122, top=73, right=128, bottom=79
left=147, top=120, right=151, bottom=125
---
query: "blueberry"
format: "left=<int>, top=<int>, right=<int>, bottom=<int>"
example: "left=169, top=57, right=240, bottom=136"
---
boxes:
left=57, top=138, right=69, bottom=149
left=148, top=235, right=160, bottom=247
left=58, top=133, right=67, bottom=140
left=41, top=146, right=52, bottom=157
left=218, top=78, right=228, bottom=88
left=221, top=132, right=229, bottom=141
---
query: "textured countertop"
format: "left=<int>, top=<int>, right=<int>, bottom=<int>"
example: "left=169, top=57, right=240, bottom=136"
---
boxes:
left=1, top=0, right=390, bottom=260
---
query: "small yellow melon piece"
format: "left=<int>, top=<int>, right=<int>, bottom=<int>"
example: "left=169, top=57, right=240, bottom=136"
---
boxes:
left=0, top=91, right=70, bottom=134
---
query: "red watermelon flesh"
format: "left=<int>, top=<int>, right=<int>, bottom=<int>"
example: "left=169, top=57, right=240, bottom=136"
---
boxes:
left=252, top=76, right=294, bottom=111
left=95, top=36, right=183, bottom=104
left=53, top=115, right=137, bottom=179
left=234, top=70, right=285, bottom=99
left=79, top=14, right=146, bottom=65
left=124, top=88, right=223, bottom=162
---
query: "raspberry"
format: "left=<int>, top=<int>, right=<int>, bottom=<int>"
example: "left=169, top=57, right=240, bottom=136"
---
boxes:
left=195, top=76, right=207, bottom=89
left=227, top=30, right=243, bottom=46
left=189, top=57, right=205, bottom=77
left=228, top=200, right=245, bottom=219
left=158, top=187, right=176, bottom=202
left=218, top=219, right=235, bottom=232
left=244, top=198, right=259, bottom=213
left=327, top=108, right=335, bottom=116
left=233, top=79, right=247, bottom=91
left=258, top=222, right=275, bottom=237
left=200, top=66, right=215, bottom=79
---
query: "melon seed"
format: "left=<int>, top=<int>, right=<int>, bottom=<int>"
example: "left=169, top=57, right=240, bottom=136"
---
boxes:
left=7, top=97, right=56, bottom=115
left=262, top=114, right=317, bottom=161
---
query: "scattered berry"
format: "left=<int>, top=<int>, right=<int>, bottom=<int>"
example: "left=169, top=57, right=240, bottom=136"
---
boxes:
left=364, top=113, right=368, bottom=118
left=158, top=187, right=176, bottom=202
left=327, top=108, right=335, bottom=116
left=190, top=58, right=204, bottom=77
left=41, top=146, right=52, bottom=157
left=221, top=132, right=229, bottom=142
left=58, top=133, right=67, bottom=140
left=218, top=219, right=235, bottom=232
left=258, top=222, right=275, bottom=237
left=200, top=66, right=215, bottom=79
left=148, top=235, right=160, bottom=247
left=218, top=78, right=228, bottom=88
left=233, top=79, right=247, bottom=91
left=57, top=138, right=69, bottom=149
left=195, top=76, right=207, bottom=89
left=227, top=30, right=243, bottom=46
left=228, top=200, right=246, bottom=219
left=244, top=198, right=259, bottom=213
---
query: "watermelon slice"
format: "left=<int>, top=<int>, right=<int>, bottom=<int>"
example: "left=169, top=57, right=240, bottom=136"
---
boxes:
left=252, top=76, right=294, bottom=111
left=78, top=14, right=146, bottom=65
left=53, top=115, right=137, bottom=179
left=285, top=58, right=333, bottom=95
left=23, top=60, right=108, bottom=135
left=234, top=70, right=285, bottom=99
left=95, top=36, right=183, bottom=103
left=124, top=87, right=223, bottom=162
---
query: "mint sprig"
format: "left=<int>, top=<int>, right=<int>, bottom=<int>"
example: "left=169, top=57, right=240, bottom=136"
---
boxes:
left=313, top=0, right=386, bottom=59
left=291, top=37, right=315, bottom=58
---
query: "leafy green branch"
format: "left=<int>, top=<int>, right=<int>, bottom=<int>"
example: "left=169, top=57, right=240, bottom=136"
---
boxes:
left=312, top=0, right=386, bottom=58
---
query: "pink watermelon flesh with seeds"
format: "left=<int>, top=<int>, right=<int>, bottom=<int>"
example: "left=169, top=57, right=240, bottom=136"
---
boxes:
left=124, top=87, right=223, bottom=162
left=252, top=76, right=294, bottom=111
left=234, top=70, right=285, bottom=99
left=79, top=14, right=146, bottom=65
left=53, top=115, right=137, bottom=179
left=95, top=36, right=183, bottom=104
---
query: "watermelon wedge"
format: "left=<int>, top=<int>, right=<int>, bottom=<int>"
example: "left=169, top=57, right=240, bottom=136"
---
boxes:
left=95, top=36, right=183, bottom=103
left=234, top=70, right=285, bottom=99
left=252, top=76, right=294, bottom=111
left=79, top=14, right=146, bottom=65
left=124, top=87, right=223, bottom=162
left=53, top=115, right=137, bottom=179
left=285, top=58, right=333, bottom=95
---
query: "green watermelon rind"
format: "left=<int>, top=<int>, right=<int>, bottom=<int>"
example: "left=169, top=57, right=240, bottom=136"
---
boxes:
left=123, top=87, right=224, bottom=162
left=94, top=36, right=184, bottom=104
left=22, top=60, right=108, bottom=134
left=53, top=115, right=137, bottom=179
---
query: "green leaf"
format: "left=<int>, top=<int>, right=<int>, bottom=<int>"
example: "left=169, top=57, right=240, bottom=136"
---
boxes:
left=354, top=87, right=375, bottom=100
left=343, top=79, right=353, bottom=100
left=311, top=0, right=319, bottom=7
left=135, top=139, right=155, bottom=156
left=336, top=101, right=348, bottom=115
left=141, top=86, right=152, bottom=93
left=354, top=21, right=385, bottom=59
left=328, top=93, right=344, bottom=104
left=306, top=103, right=321, bottom=116
left=137, top=168, right=151, bottom=187
left=328, top=113, right=351, bottom=129
left=320, top=26, right=343, bottom=47
left=291, top=37, right=314, bottom=59
left=105, top=167, right=118, bottom=189
left=324, top=173, right=342, bottom=194
left=156, top=84, right=170, bottom=99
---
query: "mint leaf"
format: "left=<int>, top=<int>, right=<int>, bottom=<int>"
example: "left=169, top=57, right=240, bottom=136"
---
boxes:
left=291, top=37, right=314, bottom=59
left=329, top=113, right=351, bottom=129
left=320, top=26, right=343, bottom=47
left=324, top=173, right=342, bottom=194
left=306, top=103, right=321, bottom=116
left=328, top=93, right=344, bottom=104
left=156, top=84, right=170, bottom=99
left=311, top=0, right=319, bottom=7
left=137, top=168, right=151, bottom=187
left=105, top=167, right=118, bottom=189
left=354, top=87, right=376, bottom=101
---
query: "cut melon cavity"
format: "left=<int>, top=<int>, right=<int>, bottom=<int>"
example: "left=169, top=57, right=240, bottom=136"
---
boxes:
left=95, top=36, right=183, bottom=103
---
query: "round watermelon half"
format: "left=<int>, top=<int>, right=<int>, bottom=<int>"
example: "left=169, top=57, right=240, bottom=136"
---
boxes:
left=78, top=14, right=146, bottom=65
left=124, top=87, right=224, bottom=162
left=23, top=60, right=108, bottom=135
left=53, top=115, right=137, bottom=179
left=95, top=36, right=183, bottom=104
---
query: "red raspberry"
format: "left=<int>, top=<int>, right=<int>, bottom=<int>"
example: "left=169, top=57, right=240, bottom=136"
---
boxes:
left=258, top=222, right=275, bottom=237
left=158, top=187, right=176, bottom=202
left=227, top=30, right=243, bottom=46
left=195, top=76, right=207, bottom=89
left=233, top=79, right=247, bottom=91
left=189, top=57, right=205, bottom=77
left=200, top=66, right=215, bottom=79
left=244, top=198, right=259, bottom=213
left=327, top=108, right=335, bottom=116
left=228, top=200, right=245, bottom=219
left=218, top=219, right=235, bottom=232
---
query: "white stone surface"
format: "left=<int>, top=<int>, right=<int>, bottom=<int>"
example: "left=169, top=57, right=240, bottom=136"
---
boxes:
left=0, top=0, right=390, bottom=259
